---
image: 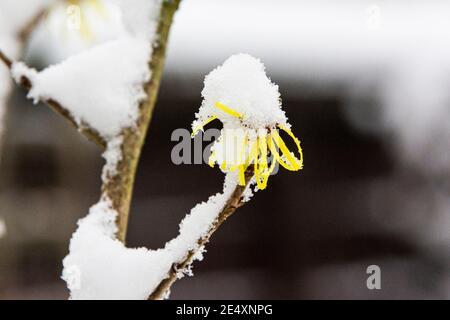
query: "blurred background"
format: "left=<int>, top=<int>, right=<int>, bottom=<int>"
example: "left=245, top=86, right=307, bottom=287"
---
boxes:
left=0, top=0, right=449, bottom=299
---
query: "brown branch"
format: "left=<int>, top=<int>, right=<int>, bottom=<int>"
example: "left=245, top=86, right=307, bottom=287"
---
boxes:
left=102, top=0, right=182, bottom=243
left=0, top=50, right=12, bottom=69
left=18, top=9, right=46, bottom=42
left=149, top=170, right=254, bottom=300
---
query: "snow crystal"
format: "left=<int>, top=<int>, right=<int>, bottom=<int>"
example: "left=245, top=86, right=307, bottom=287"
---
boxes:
left=242, top=177, right=256, bottom=203
left=63, top=173, right=240, bottom=300
left=193, top=54, right=287, bottom=130
left=101, top=136, right=123, bottom=182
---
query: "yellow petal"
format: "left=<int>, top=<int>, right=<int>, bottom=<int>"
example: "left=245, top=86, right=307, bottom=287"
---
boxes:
left=269, top=129, right=303, bottom=171
left=214, top=102, right=243, bottom=119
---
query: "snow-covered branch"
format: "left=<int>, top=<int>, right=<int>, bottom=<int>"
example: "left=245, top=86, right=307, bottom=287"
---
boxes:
left=0, top=53, right=107, bottom=148
left=150, top=54, right=304, bottom=299
left=149, top=169, right=254, bottom=299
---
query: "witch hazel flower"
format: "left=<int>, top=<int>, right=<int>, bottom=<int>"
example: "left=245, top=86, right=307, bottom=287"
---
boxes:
left=192, top=54, right=304, bottom=190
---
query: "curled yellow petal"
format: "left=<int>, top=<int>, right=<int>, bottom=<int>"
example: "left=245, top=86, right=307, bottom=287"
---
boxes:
left=215, top=102, right=243, bottom=119
left=268, top=128, right=303, bottom=171
left=277, top=124, right=304, bottom=169
left=254, top=135, right=276, bottom=190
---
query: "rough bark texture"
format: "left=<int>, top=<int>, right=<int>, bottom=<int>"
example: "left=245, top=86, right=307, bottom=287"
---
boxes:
left=149, top=170, right=254, bottom=300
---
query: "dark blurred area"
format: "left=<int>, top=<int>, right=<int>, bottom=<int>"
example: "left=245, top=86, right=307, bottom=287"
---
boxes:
left=0, top=0, right=449, bottom=299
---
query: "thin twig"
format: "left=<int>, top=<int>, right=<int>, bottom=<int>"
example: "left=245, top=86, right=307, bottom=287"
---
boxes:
left=149, top=170, right=254, bottom=300
left=18, top=9, right=46, bottom=41
left=0, top=50, right=12, bottom=69
left=103, top=0, right=182, bottom=243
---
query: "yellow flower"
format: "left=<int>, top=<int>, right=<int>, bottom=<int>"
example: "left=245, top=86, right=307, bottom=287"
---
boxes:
left=192, top=102, right=304, bottom=190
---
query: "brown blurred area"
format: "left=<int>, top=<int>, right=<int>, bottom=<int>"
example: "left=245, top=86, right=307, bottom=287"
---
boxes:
left=0, top=71, right=448, bottom=299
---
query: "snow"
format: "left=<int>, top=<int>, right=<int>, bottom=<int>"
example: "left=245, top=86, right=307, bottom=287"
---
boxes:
left=63, top=173, right=240, bottom=300
left=242, top=177, right=256, bottom=202
left=113, top=0, right=162, bottom=40
left=193, top=54, right=287, bottom=131
left=101, top=136, right=124, bottom=182
left=164, top=172, right=239, bottom=264
left=12, top=37, right=151, bottom=139
left=62, top=198, right=173, bottom=300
